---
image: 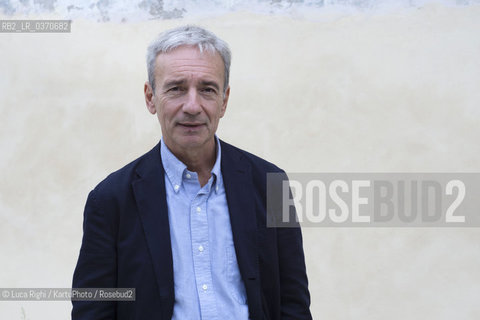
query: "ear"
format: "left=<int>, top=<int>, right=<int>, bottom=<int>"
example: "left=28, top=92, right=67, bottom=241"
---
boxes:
left=220, top=86, right=230, bottom=118
left=144, top=81, right=157, bottom=114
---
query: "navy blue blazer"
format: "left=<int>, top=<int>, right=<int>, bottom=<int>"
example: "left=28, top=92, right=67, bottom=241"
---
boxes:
left=72, top=140, right=312, bottom=319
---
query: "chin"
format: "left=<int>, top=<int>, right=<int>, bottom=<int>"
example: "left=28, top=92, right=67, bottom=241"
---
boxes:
left=176, top=137, right=208, bottom=149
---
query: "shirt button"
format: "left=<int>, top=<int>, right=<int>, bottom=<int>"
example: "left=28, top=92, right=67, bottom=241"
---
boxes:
left=198, top=245, right=204, bottom=252
left=186, top=173, right=191, bottom=179
left=174, top=185, right=179, bottom=191
left=196, top=206, right=201, bottom=213
left=202, top=284, right=208, bottom=291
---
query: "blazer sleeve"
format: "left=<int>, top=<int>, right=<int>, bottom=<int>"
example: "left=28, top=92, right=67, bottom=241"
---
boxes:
left=72, top=187, right=117, bottom=319
left=277, top=226, right=312, bottom=319
left=275, top=172, right=312, bottom=320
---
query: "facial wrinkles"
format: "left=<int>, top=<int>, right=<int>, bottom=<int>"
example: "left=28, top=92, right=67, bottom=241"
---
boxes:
left=158, top=77, right=220, bottom=128
left=157, top=93, right=208, bottom=126
left=165, top=64, right=222, bottom=89
left=156, top=51, right=224, bottom=85
left=153, top=49, right=225, bottom=140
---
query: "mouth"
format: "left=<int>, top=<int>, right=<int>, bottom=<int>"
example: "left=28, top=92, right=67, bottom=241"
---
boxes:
left=177, top=122, right=205, bottom=129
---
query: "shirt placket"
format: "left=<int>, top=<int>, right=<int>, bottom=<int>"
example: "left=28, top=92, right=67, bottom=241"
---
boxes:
left=190, top=184, right=217, bottom=319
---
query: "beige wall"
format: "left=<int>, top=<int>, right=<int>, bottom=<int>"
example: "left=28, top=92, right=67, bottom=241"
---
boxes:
left=1, top=3, right=479, bottom=319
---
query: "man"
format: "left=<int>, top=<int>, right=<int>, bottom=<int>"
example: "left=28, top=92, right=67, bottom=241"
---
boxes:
left=72, top=25, right=311, bottom=319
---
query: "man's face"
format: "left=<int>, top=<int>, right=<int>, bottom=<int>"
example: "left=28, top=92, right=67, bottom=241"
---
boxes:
left=145, top=45, right=230, bottom=154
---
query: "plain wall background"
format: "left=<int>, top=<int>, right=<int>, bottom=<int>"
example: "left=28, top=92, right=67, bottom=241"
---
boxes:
left=1, top=1, right=479, bottom=319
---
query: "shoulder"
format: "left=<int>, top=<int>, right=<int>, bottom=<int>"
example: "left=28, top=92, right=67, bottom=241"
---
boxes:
left=220, top=139, right=283, bottom=173
left=92, top=143, right=160, bottom=197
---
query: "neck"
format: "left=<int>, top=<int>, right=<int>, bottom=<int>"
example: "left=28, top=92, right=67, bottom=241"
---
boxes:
left=166, top=138, right=217, bottom=187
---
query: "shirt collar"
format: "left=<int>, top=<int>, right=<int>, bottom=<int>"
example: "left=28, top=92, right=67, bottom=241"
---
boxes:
left=160, top=136, right=222, bottom=194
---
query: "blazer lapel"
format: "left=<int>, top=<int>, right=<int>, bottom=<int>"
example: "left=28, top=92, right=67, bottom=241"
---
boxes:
left=221, top=141, right=263, bottom=319
left=131, top=143, right=174, bottom=318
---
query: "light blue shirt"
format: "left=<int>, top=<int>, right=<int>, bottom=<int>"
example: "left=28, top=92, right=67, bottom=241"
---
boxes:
left=161, top=137, right=249, bottom=320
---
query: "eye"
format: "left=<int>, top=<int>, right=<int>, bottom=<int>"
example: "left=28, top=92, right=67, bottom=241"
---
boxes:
left=201, top=87, right=217, bottom=94
left=168, top=86, right=180, bottom=92
left=164, top=86, right=186, bottom=95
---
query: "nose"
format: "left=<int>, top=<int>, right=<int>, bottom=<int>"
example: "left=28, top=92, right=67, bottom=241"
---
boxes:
left=182, top=88, right=202, bottom=115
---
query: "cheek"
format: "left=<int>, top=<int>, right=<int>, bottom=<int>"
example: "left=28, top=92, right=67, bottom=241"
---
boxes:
left=155, top=106, right=168, bottom=124
left=157, top=112, right=171, bottom=126
left=156, top=100, right=175, bottom=122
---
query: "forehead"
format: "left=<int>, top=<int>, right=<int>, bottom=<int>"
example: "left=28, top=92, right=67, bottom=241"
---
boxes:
left=154, top=46, right=224, bottom=82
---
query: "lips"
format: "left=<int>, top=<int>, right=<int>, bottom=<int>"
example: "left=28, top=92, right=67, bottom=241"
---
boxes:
left=177, top=122, right=205, bottom=129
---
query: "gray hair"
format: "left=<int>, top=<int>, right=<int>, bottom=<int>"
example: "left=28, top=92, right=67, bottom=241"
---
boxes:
left=146, top=25, right=231, bottom=95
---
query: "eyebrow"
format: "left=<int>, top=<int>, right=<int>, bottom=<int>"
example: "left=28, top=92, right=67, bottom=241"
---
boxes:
left=162, top=79, right=185, bottom=89
left=162, top=79, right=221, bottom=91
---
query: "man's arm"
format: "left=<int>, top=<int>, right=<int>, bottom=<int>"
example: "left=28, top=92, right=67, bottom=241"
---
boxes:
left=277, top=225, right=312, bottom=320
left=72, top=188, right=117, bottom=319
left=271, top=171, right=312, bottom=319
